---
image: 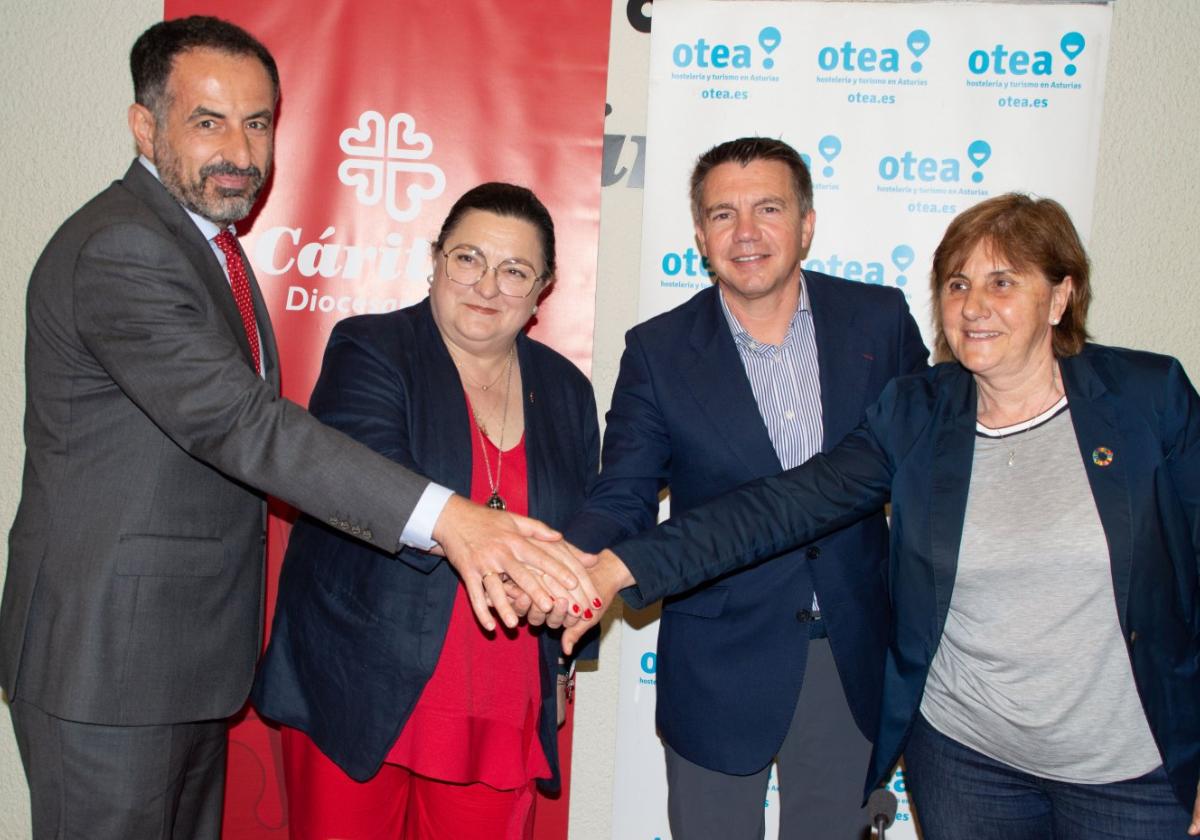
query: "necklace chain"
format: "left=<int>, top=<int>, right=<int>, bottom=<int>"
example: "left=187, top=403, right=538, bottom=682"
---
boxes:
left=452, top=345, right=513, bottom=392
left=471, top=348, right=515, bottom=509
left=987, top=374, right=1064, bottom=468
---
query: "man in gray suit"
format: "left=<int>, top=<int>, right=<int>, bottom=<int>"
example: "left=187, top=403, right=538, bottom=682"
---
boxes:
left=0, top=16, right=591, bottom=840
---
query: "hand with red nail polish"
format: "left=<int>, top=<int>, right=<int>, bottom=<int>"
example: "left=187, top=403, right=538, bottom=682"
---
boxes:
left=562, top=549, right=635, bottom=655
left=518, top=564, right=580, bottom=630
left=519, top=538, right=601, bottom=630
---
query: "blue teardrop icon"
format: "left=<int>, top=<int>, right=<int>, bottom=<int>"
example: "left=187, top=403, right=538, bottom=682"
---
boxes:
left=818, top=135, right=842, bottom=163
left=758, top=27, right=782, bottom=54
left=1060, top=32, right=1085, bottom=60
left=967, top=140, right=992, bottom=167
left=906, top=30, right=930, bottom=58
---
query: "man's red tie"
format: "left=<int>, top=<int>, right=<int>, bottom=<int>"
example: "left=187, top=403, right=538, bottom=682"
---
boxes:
left=213, top=229, right=261, bottom=374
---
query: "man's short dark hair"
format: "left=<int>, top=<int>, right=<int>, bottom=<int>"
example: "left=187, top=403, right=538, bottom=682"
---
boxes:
left=689, top=137, right=814, bottom=224
left=131, top=16, right=279, bottom=120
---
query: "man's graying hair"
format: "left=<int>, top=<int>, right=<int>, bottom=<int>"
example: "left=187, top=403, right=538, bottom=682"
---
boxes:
left=131, top=16, right=279, bottom=121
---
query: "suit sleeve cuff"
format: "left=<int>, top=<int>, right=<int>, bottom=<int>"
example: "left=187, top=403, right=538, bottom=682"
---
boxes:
left=399, top=483, right=454, bottom=551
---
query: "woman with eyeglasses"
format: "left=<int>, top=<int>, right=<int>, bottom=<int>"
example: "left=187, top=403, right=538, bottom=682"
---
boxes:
left=252, top=183, right=599, bottom=840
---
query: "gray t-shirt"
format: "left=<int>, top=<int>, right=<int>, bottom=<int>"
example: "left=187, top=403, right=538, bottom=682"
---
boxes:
left=919, top=401, right=1161, bottom=783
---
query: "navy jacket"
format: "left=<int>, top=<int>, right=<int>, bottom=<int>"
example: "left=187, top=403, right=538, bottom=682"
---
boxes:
left=615, top=344, right=1200, bottom=809
left=568, top=275, right=928, bottom=774
left=251, top=299, right=599, bottom=788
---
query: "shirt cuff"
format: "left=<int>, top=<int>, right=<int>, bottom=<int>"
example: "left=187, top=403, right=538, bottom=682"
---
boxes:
left=399, top=483, right=454, bottom=551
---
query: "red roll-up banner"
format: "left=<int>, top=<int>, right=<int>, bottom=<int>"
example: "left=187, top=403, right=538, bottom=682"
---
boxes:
left=161, top=2, right=610, bottom=836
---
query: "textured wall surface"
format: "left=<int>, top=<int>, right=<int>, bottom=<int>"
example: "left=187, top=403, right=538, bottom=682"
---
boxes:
left=1089, top=0, right=1200, bottom=377
left=0, top=2, right=1195, bottom=838
left=0, top=4, right=162, bottom=837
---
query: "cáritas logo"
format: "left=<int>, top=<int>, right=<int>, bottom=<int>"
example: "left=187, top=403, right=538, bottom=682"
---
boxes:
left=337, top=111, right=446, bottom=222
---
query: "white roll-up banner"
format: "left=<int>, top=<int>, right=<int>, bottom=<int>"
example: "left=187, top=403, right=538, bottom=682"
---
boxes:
left=615, top=2, right=1113, bottom=837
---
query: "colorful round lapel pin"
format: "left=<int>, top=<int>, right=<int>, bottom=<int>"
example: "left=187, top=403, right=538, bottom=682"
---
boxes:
left=1092, top=446, right=1114, bottom=467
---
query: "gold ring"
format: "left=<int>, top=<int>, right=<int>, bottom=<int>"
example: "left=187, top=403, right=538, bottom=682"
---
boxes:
left=481, top=571, right=497, bottom=584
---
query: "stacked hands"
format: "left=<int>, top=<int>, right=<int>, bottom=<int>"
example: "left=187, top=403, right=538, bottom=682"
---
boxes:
left=432, top=495, right=629, bottom=651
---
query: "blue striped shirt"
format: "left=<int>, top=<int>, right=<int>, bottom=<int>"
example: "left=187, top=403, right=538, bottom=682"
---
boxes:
left=718, top=279, right=823, bottom=472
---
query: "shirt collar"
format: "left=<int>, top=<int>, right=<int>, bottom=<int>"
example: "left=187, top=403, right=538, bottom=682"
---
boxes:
left=718, top=272, right=811, bottom=351
left=138, top=155, right=231, bottom=243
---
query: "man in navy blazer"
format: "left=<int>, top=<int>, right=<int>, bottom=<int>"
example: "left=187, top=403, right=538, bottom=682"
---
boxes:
left=568, top=138, right=928, bottom=838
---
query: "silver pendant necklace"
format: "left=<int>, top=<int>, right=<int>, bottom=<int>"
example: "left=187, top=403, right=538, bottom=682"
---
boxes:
left=472, top=348, right=514, bottom=510
left=992, top=393, right=1065, bottom=467
left=982, top=368, right=1064, bottom=468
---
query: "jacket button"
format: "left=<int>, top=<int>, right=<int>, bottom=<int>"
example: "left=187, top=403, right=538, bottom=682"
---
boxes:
left=805, top=546, right=821, bottom=560
left=1129, top=630, right=1138, bottom=644
left=796, top=609, right=813, bottom=622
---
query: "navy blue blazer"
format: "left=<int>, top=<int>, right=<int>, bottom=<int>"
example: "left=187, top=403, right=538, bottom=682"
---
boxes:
left=568, top=275, right=928, bottom=774
left=614, top=344, right=1200, bottom=809
left=251, top=299, right=599, bottom=787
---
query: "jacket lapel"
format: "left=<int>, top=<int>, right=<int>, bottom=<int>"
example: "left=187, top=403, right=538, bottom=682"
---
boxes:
left=121, top=161, right=269, bottom=380
left=240, top=243, right=280, bottom=390
left=412, top=301, right=473, bottom=496
left=519, top=336, right=554, bottom=523
left=807, top=273, right=871, bottom=448
left=1061, top=352, right=1134, bottom=624
left=681, top=288, right=782, bottom=477
left=929, top=366, right=976, bottom=635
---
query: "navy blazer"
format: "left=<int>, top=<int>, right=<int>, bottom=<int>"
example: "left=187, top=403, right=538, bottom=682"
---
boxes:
left=568, top=275, right=928, bottom=774
left=251, top=299, right=599, bottom=787
left=615, top=344, right=1200, bottom=809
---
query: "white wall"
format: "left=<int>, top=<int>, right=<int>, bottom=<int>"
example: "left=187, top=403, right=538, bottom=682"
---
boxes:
left=0, top=4, right=162, bottom=836
left=0, top=2, right=1195, bottom=838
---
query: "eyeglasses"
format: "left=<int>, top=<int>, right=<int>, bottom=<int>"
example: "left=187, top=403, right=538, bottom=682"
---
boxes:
left=441, top=245, right=543, bottom=298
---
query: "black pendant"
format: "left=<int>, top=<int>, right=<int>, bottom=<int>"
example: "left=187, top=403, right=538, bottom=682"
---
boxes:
left=486, top=491, right=506, bottom=510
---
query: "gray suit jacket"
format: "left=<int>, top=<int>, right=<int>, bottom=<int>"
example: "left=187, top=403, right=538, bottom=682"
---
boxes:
left=1, top=160, right=428, bottom=726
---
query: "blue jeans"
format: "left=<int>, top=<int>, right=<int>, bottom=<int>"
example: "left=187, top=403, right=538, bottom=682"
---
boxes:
left=904, top=713, right=1191, bottom=839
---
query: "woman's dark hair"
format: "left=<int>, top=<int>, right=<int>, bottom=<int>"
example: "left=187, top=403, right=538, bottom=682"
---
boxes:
left=433, top=183, right=556, bottom=279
